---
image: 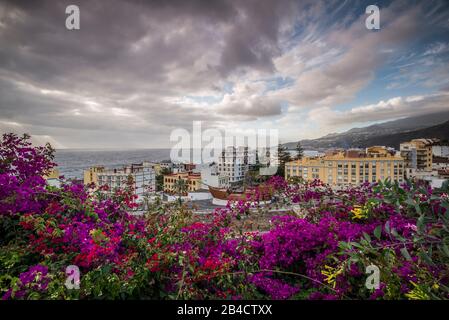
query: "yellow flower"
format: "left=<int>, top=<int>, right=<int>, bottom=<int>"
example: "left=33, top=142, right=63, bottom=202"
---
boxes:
left=405, top=281, right=429, bottom=300
left=350, top=205, right=367, bottom=220
left=321, top=265, right=343, bottom=288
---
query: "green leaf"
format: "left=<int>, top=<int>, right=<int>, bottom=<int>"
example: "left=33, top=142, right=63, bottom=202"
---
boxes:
left=417, top=215, right=425, bottom=233
left=391, top=228, right=399, bottom=237
left=373, top=225, right=382, bottom=240
left=414, top=203, right=422, bottom=215
left=400, top=247, right=412, bottom=261
left=338, top=241, right=351, bottom=250
left=363, top=232, right=372, bottom=243
left=385, top=221, right=390, bottom=234
left=419, top=250, right=434, bottom=266
left=442, top=244, right=449, bottom=258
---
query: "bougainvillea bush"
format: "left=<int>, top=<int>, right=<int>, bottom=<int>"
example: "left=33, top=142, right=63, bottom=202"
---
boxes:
left=1, top=133, right=449, bottom=300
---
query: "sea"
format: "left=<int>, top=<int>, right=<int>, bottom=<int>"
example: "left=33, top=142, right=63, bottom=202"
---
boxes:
left=54, top=149, right=172, bottom=180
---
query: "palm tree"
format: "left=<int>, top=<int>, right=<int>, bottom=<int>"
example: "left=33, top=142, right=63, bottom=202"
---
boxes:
left=173, top=178, right=188, bottom=203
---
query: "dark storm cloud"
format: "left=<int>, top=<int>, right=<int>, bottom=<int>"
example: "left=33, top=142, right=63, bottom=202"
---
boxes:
left=0, top=0, right=292, bottom=88
left=0, top=0, right=302, bottom=147
left=216, top=0, right=297, bottom=75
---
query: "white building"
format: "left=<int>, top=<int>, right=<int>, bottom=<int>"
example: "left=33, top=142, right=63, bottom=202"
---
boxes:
left=200, top=163, right=229, bottom=188
left=410, top=170, right=449, bottom=189
left=46, top=178, right=62, bottom=188
left=159, top=160, right=173, bottom=170
left=433, top=143, right=449, bottom=158
left=97, top=163, right=156, bottom=202
left=217, top=146, right=250, bottom=184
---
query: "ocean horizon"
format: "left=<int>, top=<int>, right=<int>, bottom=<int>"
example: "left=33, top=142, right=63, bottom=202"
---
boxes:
left=54, top=148, right=173, bottom=179
left=54, top=148, right=314, bottom=180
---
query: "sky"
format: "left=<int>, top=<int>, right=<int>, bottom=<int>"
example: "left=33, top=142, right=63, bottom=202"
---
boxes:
left=0, top=0, right=449, bottom=149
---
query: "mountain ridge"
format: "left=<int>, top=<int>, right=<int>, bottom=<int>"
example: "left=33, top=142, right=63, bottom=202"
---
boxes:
left=284, top=110, right=449, bottom=150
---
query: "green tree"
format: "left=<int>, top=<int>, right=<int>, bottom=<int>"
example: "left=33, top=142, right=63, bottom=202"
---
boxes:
left=244, top=167, right=261, bottom=187
left=156, top=168, right=171, bottom=192
left=276, top=144, right=291, bottom=177
left=173, top=178, right=188, bottom=203
left=295, top=142, right=304, bottom=160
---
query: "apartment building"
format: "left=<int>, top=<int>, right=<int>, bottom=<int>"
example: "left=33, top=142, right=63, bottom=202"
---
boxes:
left=217, top=146, right=249, bottom=184
left=163, top=172, right=201, bottom=194
left=83, top=166, right=105, bottom=185
left=432, top=141, right=449, bottom=158
left=400, top=139, right=433, bottom=171
left=433, top=156, right=449, bottom=170
left=285, top=146, right=404, bottom=186
left=200, top=163, right=230, bottom=188
left=95, top=164, right=156, bottom=201
left=140, top=162, right=163, bottom=175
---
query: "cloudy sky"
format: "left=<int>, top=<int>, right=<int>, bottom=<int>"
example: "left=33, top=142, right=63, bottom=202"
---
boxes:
left=0, top=0, right=449, bottom=149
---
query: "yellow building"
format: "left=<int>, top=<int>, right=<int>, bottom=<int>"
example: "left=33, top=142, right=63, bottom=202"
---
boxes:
left=163, top=172, right=201, bottom=194
left=44, top=168, right=60, bottom=180
left=142, top=162, right=163, bottom=175
left=83, top=166, right=105, bottom=185
left=285, top=147, right=404, bottom=186
left=400, top=139, right=433, bottom=171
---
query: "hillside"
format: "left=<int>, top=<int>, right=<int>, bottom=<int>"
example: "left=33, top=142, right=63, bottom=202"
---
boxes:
left=357, top=120, right=449, bottom=149
left=284, top=111, right=449, bottom=150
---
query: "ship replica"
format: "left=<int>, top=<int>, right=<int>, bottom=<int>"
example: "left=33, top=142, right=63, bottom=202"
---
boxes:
left=208, top=184, right=273, bottom=206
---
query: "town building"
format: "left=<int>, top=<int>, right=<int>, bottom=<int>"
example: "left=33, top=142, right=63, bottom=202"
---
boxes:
left=159, top=160, right=173, bottom=171
left=200, top=163, right=230, bottom=188
left=83, top=166, right=105, bottom=185
left=400, top=139, right=433, bottom=171
left=433, top=156, right=449, bottom=170
left=163, top=171, right=201, bottom=194
left=217, top=146, right=249, bottom=184
left=169, top=163, right=196, bottom=173
left=95, top=164, right=156, bottom=201
left=44, top=168, right=60, bottom=180
left=141, top=162, right=163, bottom=175
left=408, top=169, right=449, bottom=189
left=44, top=168, right=61, bottom=188
left=432, top=141, right=449, bottom=158
left=285, top=146, right=404, bottom=186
